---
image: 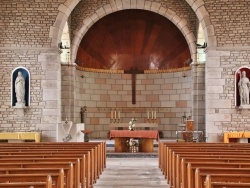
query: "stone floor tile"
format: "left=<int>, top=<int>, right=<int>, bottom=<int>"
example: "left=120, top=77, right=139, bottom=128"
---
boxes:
left=93, top=158, right=170, bottom=188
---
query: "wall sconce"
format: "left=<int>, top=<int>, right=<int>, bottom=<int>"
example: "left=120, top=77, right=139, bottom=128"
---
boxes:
left=75, top=59, right=85, bottom=78
left=66, top=51, right=70, bottom=66
left=182, top=58, right=191, bottom=77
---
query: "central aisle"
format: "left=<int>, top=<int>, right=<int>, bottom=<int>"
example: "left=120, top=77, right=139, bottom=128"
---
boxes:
left=93, top=157, right=170, bottom=188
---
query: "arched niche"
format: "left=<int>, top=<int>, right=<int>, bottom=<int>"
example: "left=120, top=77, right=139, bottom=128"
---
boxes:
left=11, top=67, right=30, bottom=107
left=60, top=21, right=71, bottom=64
left=235, top=66, right=250, bottom=107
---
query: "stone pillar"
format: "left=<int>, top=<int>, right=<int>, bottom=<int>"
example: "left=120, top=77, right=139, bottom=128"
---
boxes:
left=205, top=49, right=231, bottom=142
left=38, top=50, right=62, bottom=142
left=191, top=63, right=205, bottom=133
left=61, top=64, right=77, bottom=123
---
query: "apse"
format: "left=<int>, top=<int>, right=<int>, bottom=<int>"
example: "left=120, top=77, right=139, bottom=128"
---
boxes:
left=76, top=9, right=191, bottom=72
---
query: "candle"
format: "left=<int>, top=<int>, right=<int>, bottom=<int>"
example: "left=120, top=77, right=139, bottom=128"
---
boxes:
left=111, top=111, right=113, bottom=119
left=151, top=111, right=153, bottom=119
left=114, top=111, right=116, bottom=119
left=118, top=111, right=120, bottom=119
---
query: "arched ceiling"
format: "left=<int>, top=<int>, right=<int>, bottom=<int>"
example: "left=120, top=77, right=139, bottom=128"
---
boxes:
left=76, top=9, right=191, bottom=72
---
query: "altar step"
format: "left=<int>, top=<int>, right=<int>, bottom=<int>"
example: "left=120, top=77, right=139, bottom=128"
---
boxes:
left=93, top=158, right=169, bottom=188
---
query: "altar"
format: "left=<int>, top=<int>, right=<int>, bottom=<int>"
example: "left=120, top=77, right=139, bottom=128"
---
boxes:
left=110, top=123, right=158, bottom=129
left=109, top=130, right=159, bottom=152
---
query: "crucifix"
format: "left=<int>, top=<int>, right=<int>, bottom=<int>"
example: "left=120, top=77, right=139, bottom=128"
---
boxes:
left=124, top=67, right=144, bottom=104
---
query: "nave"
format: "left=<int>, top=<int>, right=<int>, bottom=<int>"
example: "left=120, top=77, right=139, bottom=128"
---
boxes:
left=93, top=157, right=169, bottom=188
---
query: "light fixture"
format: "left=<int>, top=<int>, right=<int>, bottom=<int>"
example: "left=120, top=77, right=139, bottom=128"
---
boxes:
left=66, top=51, right=70, bottom=66
left=75, top=58, right=85, bottom=79
left=182, top=58, right=191, bottom=78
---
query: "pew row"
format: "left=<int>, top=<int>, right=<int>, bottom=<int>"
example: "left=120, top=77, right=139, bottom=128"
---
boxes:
left=0, top=175, right=52, bottom=188
left=159, top=142, right=250, bottom=188
left=205, top=175, right=250, bottom=188
left=0, top=142, right=106, bottom=188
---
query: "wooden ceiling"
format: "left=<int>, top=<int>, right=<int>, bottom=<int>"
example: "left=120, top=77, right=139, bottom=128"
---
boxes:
left=76, top=9, right=191, bottom=72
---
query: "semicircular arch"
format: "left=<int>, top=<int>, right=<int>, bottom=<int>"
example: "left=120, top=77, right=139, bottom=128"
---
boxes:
left=50, top=0, right=216, bottom=64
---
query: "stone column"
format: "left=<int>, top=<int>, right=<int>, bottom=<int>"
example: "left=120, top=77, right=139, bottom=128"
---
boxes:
left=38, top=50, right=62, bottom=142
left=61, top=64, right=77, bottom=123
left=191, top=63, right=205, bottom=133
left=205, top=49, right=231, bottom=142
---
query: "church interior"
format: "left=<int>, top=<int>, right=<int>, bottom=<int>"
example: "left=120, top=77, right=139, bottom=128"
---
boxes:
left=1, top=0, right=250, bottom=187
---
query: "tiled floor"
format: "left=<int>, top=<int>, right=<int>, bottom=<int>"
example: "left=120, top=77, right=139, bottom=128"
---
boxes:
left=93, top=158, right=170, bottom=188
left=93, top=139, right=170, bottom=188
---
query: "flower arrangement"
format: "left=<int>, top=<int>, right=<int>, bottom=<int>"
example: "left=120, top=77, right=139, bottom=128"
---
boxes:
left=128, top=118, right=137, bottom=131
left=126, top=138, right=139, bottom=152
left=126, top=138, right=139, bottom=147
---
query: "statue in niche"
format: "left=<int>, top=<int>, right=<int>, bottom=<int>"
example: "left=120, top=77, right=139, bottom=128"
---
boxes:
left=15, top=71, right=26, bottom=106
left=238, top=70, right=250, bottom=106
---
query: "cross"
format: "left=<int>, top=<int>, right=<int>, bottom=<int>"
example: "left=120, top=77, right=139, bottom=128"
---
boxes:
left=124, top=68, right=144, bottom=104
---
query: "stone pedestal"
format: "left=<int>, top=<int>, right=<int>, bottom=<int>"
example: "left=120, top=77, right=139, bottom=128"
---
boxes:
left=14, top=104, right=26, bottom=117
left=239, top=105, right=250, bottom=115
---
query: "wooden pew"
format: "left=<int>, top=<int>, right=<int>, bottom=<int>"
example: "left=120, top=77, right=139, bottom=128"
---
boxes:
left=205, top=175, right=250, bottom=188
left=0, top=147, right=97, bottom=187
left=0, top=141, right=106, bottom=173
left=0, top=142, right=106, bottom=187
left=180, top=157, right=250, bottom=188
left=197, top=173, right=250, bottom=188
left=187, top=163, right=250, bottom=188
left=158, top=142, right=250, bottom=188
left=0, top=157, right=81, bottom=188
left=171, top=152, right=250, bottom=187
left=176, top=154, right=250, bottom=188
left=163, top=145, right=250, bottom=186
left=0, top=175, right=52, bottom=188
left=0, top=162, right=74, bottom=188
left=0, top=174, right=56, bottom=188
left=0, top=168, right=66, bottom=188
left=159, top=142, right=250, bottom=178
left=195, top=168, right=250, bottom=188
left=0, top=151, right=89, bottom=187
left=0, top=142, right=106, bottom=188
left=172, top=149, right=250, bottom=187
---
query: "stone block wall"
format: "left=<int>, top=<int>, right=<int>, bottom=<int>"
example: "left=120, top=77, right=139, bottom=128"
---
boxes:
left=70, top=0, right=198, bottom=44
left=192, top=63, right=205, bottom=133
left=0, top=0, right=64, bottom=48
left=206, top=49, right=250, bottom=142
left=205, top=0, right=250, bottom=47
left=69, top=69, right=193, bottom=139
left=0, top=49, right=61, bottom=141
left=0, top=50, right=43, bottom=132
left=0, top=0, right=250, bottom=142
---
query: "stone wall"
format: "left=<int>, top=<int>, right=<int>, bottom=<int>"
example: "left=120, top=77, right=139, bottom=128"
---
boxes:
left=0, top=0, right=64, bottom=48
left=0, top=0, right=63, bottom=141
left=0, top=50, right=43, bottom=131
left=0, top=49, right=61, bottom=141
left=70, top=70, right=192, bottom=139
left=206, top=49, right=250, bottom=142
left=205, top=0, right=250, bottom=47
left=1, top=0, right=250, bottom=142
left=70, top=0, right=198, bottom=46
